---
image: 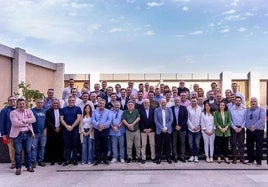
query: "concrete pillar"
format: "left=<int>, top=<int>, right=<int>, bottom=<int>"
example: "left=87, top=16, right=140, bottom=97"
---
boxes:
left=248, top=71, right=260, bottom=102
left=220, top=71, right=232, bottom=94
left=90, top=73, right=100, bottom=90
left=54, top=63, right=65, bottom=99
left=12, top=48, right=26, bottom=94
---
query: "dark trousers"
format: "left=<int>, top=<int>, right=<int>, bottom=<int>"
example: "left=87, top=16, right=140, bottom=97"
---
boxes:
left=94, top=128, right=109, bottom=161
left=172, top=130, right=186, bottom=159
left=215, top=136, right=229, bottom=157
left=231, top=128, right=245, bottom=158
left=46, top=127, right=64, bottom=162
left=156, top=132, right=171, bottom=160
left=246, top=129, right=264, bottom=164
left=62, top=128, right=79, bottom=161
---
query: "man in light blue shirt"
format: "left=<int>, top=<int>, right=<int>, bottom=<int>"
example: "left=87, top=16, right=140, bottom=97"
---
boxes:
left=245, top=97, right=265, bottom=166
left=109, top=101, right=125, bottom=163
left=230, top=96, right=247, bottom=164
left=92, top=99, right=111, bottom=165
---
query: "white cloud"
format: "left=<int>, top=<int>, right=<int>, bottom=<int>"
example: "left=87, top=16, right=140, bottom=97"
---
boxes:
left=237, top=27, right=246, bottom=32
left=175, top=0, right=190, bottom=2
left=70, top=2, right=93, bottom=9
left=264, top=13, right=268, bottom=16
left=147, top=2, right=164, bottom=7
left=87, top=24, right=101, bottom=32
left=219, top=29, right=230, bottom=33
left=222, top=9, right=236, bottom=15
left=209, top=23, right=215, bottom=27
left=225, top=15, right=244, bottom=21
left=230, top=0, right=239, bottom=7
left=245, top=12, right=254, bottom=16
left=189, top=30, right=203, bottom=35
left=109, top=28, right=125, bottom=33
left=182, top=6, right=189, bottom=11
left=144, top=30, right=155, bottom=36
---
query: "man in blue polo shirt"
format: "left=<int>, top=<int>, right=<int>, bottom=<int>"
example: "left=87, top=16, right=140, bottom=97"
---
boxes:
left=60, top=96, right=82, bottom=166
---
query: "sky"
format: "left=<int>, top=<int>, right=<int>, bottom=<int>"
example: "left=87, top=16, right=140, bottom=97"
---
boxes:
left=0, top=0, right=268, bottom=74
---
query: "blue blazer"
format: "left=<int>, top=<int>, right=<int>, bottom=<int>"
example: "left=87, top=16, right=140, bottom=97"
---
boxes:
left=154, top=107, right=173, bottom=135
left=138, top=106, right=155, bottom=132
left=171, top=105, right=188, bottom=131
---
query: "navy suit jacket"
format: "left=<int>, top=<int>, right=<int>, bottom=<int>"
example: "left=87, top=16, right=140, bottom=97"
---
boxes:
left=154, top=107, right=173, bottom=135
left=171, top=105, right=188, bottom=131
left=138, top=106, right=155, bottom=132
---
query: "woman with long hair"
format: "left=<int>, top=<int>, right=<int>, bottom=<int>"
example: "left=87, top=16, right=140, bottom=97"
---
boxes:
left=214, top=101, right=231, bottom=164
left=80, top=104, right=94, bottom=165
left=201, top=102, right=215, bottom=163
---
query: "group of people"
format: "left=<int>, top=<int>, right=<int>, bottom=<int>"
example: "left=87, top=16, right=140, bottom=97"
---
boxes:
left=0, top=79, right=266, bottom=176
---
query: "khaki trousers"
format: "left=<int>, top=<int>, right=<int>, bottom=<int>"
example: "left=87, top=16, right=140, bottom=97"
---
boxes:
left=141, top=132, right=155, bottom=160
left=126, top=130, right=141, bottom=159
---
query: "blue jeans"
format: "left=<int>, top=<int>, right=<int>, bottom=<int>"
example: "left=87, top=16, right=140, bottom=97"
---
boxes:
left=111, top=135, right=125, bottom=160
left=188, top=130, right=201, bottom=156
left=13, top=132, right=32, bottom=169
left=82, top=133, right=94, bottom=163
left=31, top=133, right=47, bottom=163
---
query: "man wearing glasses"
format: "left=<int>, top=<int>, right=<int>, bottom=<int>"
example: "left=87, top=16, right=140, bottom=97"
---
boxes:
left=245, top=97, right=265, bottom=166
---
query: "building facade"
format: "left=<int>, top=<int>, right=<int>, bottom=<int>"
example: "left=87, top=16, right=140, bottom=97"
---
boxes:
left=0, top=44, right=64, bottom=109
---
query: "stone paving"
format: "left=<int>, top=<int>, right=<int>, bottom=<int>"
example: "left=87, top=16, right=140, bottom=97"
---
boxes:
left=1, top=160, right=268, bottom=187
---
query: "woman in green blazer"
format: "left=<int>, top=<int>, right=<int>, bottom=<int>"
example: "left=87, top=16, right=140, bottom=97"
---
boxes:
left=214, top=101, right=231, bottom=164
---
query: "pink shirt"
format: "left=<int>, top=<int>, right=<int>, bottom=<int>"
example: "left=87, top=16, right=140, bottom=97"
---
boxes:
left=9, top=109, right=36, bottom=138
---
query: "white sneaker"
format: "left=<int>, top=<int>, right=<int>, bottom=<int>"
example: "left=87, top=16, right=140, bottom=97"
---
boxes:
left=111, top=158, right=117, bottom=163
left=188, top=156, right=194, bottom=162
left=206, top=157, right=210, bottom=163
left=120, top=159, right=125, bottom=163
left=194, top=156, right=198, bottom=163
left=210, top=157, right=214, bottom=163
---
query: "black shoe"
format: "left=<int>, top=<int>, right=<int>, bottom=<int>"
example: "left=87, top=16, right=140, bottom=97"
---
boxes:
left=141, top=160, right=145, bottom=164
left=126, top=158, right=132, bottom=163
left=38, top=162, right=46, bottom=167
left=73, top=160, right=78, bottom=166
left=10, top=164, right=16, bottom=169
left=32, top=162, right=36, bottom=168
left=104, top=160, right=109, bottom=165
left=136, top=158, right=141, bottom=163
left=156, top=159, right=161, bottom=165
left=50, top=162, right=55, bottom=166
left=180, top=157, right=186, bottom=163
left=63, top=160, right=71, bottom=166
left=173, top=158, right=178, bottom=163
left=152, top=159, right=157, bottom=163
left=167, top=159, right=172, bottom=164
left=93, top=160, right=101, bottom=166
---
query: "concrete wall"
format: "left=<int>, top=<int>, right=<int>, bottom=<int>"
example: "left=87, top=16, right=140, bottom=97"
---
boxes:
left=26, top=63, right=56, bottom=95
left=0, top=55, right=12, bottom=107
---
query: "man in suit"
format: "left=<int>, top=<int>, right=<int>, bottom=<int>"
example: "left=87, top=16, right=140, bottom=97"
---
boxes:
left=171, top=97, right=188, bottom=163
left=10, top=98, right=36, bottom=175
left=154, top=98, right=173, bottom=164
left=119, top=88, right=129, bottom=110
left=139, top=99, right=156, bottom=164
left=45, top=98, right=64, bottom=165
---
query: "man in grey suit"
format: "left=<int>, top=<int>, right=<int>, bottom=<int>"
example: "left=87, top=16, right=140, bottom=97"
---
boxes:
left=154, top=98, right=173, bottom=164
